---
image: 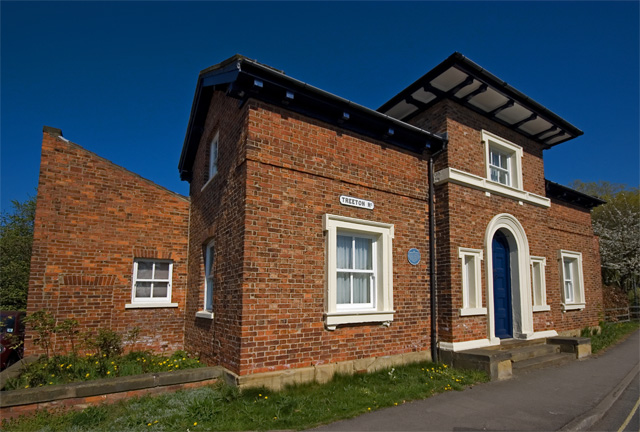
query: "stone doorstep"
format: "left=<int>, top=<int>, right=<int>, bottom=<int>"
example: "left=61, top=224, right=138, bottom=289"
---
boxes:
left=0, top=367, right=223, bottom=408
left=440, top=337, right=592, bottom=381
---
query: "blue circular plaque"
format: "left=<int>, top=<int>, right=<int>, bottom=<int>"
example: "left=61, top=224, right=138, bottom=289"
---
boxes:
left=407, top=248, right=421, bottom=265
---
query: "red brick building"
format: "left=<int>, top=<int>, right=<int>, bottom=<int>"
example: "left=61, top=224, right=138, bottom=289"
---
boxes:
left=27, top=53, right=603, bottom=385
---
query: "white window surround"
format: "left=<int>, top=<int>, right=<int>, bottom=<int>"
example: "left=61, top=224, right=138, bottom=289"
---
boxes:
left=433, top=167, right=550, bottom=208
left=559, top=250, right=586, bottom=311
left=459, top=247, right=486, bottom=316
left=201, top=132, right=219, bottom=191
left=197, top=240, right=215, bottom=320
left=323, top=214, right=394, bottom=330
left=530, top=256, right=550, bottom=312
left=126, top=259, right=177, bottom=309
left=483, top=130, right=523, bottom=190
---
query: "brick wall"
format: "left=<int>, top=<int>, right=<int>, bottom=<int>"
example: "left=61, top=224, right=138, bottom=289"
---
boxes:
left=412, top=102, right=602, bottom=343
left=183, top=92, right=249, bottom=371
left=26, top=128, right=190, bottom=356
left=240, top=101, right=433, bottom=375
left=187, top=95, right=435, bottom=376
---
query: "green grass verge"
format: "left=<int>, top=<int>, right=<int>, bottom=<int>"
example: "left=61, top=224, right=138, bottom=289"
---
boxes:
left=1, top=362, right=488, bottom=431
left=582, top=320, right=640, bottom=353
left=3, top=350, right=202, bottom=390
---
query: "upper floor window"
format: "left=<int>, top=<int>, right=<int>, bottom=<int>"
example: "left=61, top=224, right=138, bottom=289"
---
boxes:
left=202, top=132, right=219, bottom=190
left=127, top=259, right=176, bottom=308
left=483, top=131, right=523, bottom=190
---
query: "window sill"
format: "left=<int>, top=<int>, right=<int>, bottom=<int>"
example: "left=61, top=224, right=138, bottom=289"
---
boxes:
left=562, top=303, right=586, bottom=311
left=325, top=310, right=394, bottom=330
left=459, top=307, right=487, bottom=316
left=125, top=302, right=178, bottom=309
left=533, top=305, right=551, bottom=312
left=196, top=310, right=214, bottom=320
left=433, top=167, right=550, bottom=208
left=200, top=175, right=216, bottom=192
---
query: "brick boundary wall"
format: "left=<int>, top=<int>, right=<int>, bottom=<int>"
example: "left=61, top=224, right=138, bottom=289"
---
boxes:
left=1, top=368, right=221, bottom=420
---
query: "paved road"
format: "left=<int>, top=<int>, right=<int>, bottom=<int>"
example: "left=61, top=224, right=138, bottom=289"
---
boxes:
left=589, top=371, right=639, bottom=432
left=311, top=331, right=640, bottom=431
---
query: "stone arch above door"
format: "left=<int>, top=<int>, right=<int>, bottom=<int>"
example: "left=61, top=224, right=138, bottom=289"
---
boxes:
left=484, top=213, right=534, bottom=342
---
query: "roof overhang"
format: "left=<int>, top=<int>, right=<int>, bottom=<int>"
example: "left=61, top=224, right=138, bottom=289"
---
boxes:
left=545, top=180, right=605, bottom=209
left=378, top=52, right=583, bottom=149
left=178, top=55, right=447, bottom=181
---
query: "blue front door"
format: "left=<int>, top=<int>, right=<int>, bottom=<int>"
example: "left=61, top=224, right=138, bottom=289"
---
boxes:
left=492, top=231, right=513, bottom=339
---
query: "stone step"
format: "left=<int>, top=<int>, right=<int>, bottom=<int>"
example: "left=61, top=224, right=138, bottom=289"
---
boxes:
left=510, top=343, right=560, bottom=362
left=512, top=352, right=575, bottom=373
left=486, top=338, right=547, bottom=351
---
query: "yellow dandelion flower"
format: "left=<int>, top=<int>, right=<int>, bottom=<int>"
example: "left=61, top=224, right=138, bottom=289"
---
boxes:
left=265, top=396, right=268, bottom=399
left=85, top=373, right=90, bottom=378
left=394, top=402, right=398, bottom=406
left=259, top=394, right=262, bottom=397
left=51, top=374, right=55, bottom=377
left=273, top=417, right=278, bottom=420
left=367, top=407, right=371, bottom=411
left=193, top=422, right=198, bottom=426
left=147, top=423, right=151, bottom=426
left=182, top=357, right=186, bottom=361
left=24, top=385, right=29, bottom=388
left=107, top=371, right=111, bottom=375
left=154, top=420, right=158, bottom=423
left=49, top=382, right=53, bottom=384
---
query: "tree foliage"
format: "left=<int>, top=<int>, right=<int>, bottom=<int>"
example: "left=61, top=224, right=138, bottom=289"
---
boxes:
left=0, top=196, right=36, bottom=310
left=570, top=180, right=639, bottom=299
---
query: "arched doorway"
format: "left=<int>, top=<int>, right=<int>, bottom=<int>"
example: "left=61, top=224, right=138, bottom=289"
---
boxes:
left=484, top=214, right=534, bottom=342
left=492, top=230, right=513, bottom=338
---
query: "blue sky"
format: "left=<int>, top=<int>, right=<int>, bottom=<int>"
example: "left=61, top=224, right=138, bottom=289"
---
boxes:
left=2, top=1, right=638, bottom=212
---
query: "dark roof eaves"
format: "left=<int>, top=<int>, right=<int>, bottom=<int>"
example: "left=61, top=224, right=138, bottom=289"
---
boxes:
left=545, top=179, right=605, bottom=209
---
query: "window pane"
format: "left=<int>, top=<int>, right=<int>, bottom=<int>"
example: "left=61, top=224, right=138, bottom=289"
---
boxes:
left=153, top=282, right=168, bottom=298
left=565, top=281, right=573, bottom=302
left=337, top=235, right=352, bottom=269
left=352, top=274, right=371, bottom=304
left=337, top=273, right=350, bottom=304
left=464, top=255, right=477, bottom=308
left=155, top=263, right=170, bottom=279
left=354, top=237, right=372, bottom=270
left=206, top=245, right=214, bottom=275
left=136, top=282, right=152, bottom=298
left=491, top=167, right=500, bottom=182
left=205, top=279, right=213, bottom=311
left=137, top=261, right=153, bottom=279
left=564, top=259, right=572, bottom=282
left=499, top=170, right=508, bottom=185
left=532, top=262, right=541, bottom=306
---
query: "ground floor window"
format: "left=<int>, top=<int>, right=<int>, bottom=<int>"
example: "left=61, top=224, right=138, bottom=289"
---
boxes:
left=323, top=214, right=394, bottom=329
left=130, top=259, right=173, bottom=305
left=559, top=250, right=585, bottom=311
left=196, top=240, right=215, bottom=319
left=459, top=247, right=486, bottom=316
left=530, top=256, right=550, bottom=311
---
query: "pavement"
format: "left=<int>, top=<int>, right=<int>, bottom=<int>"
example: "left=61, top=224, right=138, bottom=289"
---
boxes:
left=311, top=330, right=640, bottom=431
